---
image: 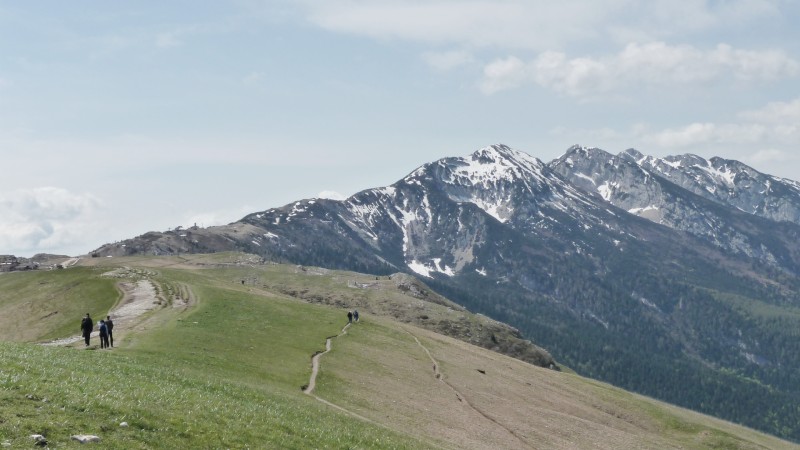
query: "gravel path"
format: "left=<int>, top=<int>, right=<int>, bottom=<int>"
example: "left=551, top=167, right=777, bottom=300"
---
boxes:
left=41, top=278, right=164, bottom=347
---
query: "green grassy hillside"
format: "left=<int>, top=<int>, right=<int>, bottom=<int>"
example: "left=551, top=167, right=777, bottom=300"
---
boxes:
left=0, top=267, right=119, bottom=342
left=0, top=254, right=796, bottom=449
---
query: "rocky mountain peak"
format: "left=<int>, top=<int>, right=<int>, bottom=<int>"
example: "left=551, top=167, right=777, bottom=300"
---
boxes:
left=618, top=148, right=644, bottom=162
left=557, top=145, right=612, bottom=165
left=472, top=143, right=515, bottom=161
left=663, top=153, right=707, bottom=167
left=468, top=144, right=544, bottom=173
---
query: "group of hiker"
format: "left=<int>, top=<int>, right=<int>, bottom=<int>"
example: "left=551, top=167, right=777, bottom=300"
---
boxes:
left=80, top=313, right=114, bottom=349
left=82, top=308, right=358, bottom=348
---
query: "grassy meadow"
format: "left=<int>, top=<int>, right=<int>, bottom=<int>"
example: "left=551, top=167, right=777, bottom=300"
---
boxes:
left=0, top=258, right=425, bottom=449
left=0, top=267, right=119, bottom=342
left=0, top=253, right=797, bottom=449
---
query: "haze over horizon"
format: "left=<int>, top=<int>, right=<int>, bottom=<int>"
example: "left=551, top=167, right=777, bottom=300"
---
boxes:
left=2, top=1, right=799, bottom=257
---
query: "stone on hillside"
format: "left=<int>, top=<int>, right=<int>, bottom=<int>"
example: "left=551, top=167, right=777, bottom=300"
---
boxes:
left=120, top=422, right=129, bottom=427
left=71, top=434, right=101, bottom=443
left=30, top=435, right=47, bottom=446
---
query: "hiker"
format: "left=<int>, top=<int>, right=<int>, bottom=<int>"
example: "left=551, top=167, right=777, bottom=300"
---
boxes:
left=106, top=315, right=114, bottom=347
left=353, top=309, right=359, bottom=322
left=99, top=320, right=110, bottom=349
left=80, top=313, right=93, bottom=346
left=347, top=310, right=353, bottom=323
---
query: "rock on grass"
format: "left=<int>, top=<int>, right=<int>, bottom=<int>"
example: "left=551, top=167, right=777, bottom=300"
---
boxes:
left=71, top=434, right=101, bottom=443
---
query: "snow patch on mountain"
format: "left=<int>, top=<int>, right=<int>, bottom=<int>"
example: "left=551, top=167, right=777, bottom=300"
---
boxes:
left=597, top=181, right=617, bottom=202
left=473, top=198, right=512, bottom=223
left=407, top=258, right=455, bottom=278
left=628, top=205, right=659, bottom=214
left=575, top=172, right=597, bottom=185
left=694, top=162, right=737, bottom=186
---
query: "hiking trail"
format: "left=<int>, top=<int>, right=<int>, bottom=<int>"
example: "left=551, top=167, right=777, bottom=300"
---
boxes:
left=404, top=328, right=533, bottom=449
left=41, top=270, right=195, bottom=347
left=304, top=324, right=350, bottom=395
left=303, top=323, right=376, bottom=424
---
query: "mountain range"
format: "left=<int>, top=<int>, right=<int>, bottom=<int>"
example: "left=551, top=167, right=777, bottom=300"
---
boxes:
left=93, top=144, right=800, bottom=442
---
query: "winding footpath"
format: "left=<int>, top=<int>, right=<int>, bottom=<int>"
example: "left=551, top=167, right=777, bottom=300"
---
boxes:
left=303, top=323, right=350, bottom=395
left=404, top=328, right=533, bottom=449
left=303, top=323, right=375, bottom=424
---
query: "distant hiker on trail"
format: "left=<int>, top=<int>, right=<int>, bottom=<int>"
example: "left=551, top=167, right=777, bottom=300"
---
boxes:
left=99, top=320, right=110, bottom=349
left=353, top=309, right=359, bottom=322
left=106, top=315, right=114, bottom=347
left=347, top=310, right=353, bottom=323
left=81, top=313, right=93, bottom=346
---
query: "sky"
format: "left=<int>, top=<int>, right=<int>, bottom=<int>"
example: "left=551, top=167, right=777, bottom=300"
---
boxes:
left=1, top=0, right=799, bottom=257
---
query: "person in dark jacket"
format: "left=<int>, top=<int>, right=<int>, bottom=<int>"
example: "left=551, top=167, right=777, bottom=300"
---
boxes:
left=106, top=315, right=114, bottom=347
left=353, top=309, right=359, bottom=322
left=99, top=320, right=110, bottom=349
left=80, top=313, right=93, bottom=346
left=347, top=310, right=353, bottom=323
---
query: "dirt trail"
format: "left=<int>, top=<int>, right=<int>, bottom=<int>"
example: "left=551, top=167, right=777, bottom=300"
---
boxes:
left=304, top=323, right=351, bottom=395
left=303, top=323, right=378, bottom=424
left=63, top=257, right=81, bottom=267
left=404, top=328, right=533, bottom=449
left=42, top=271, right=194, bottom=347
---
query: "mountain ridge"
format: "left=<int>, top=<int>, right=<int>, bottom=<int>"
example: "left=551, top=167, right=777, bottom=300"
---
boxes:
left=91, top=144, right=800, bottom=442
left=550, top=145, right=800, bottom=273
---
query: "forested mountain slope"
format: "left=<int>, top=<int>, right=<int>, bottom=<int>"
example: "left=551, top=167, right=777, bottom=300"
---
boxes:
left=93, top=145, right=800, bottom=442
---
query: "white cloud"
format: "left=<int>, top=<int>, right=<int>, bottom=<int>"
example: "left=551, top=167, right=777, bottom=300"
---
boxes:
left=485, top=42, right=799, bottom=97
left=607, top=0, right=781, bottom=43
left=0, top=187, right=103, bottom=256
left=293, top=1, right=796, bottom=98
left=297, top=0, right=782, bottom=50
left=642, top=97, right=800, bottom=150
left=422, top=50, right=474, bottom=71
left=745, top=148, right=794, bottom=165
left=711, top=45, right=800, bottom=81
left=644, top=122, right=770, bottom=147
left=299, top=0, right=621, bottom=50
left=479, top=56, right=526, bottom=94
left=529, top=51, right=614, bottom=97
left=317, top=190, right=346, bottom=200
left=739, top=97, right=800, bottom=124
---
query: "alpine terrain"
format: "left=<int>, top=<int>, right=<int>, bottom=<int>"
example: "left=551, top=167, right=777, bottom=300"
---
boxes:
left=93, top=144, right=800, bottom=442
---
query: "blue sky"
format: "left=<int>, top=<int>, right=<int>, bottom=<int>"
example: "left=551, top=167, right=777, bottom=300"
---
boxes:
left=2, top=0, right=799, bottom=256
